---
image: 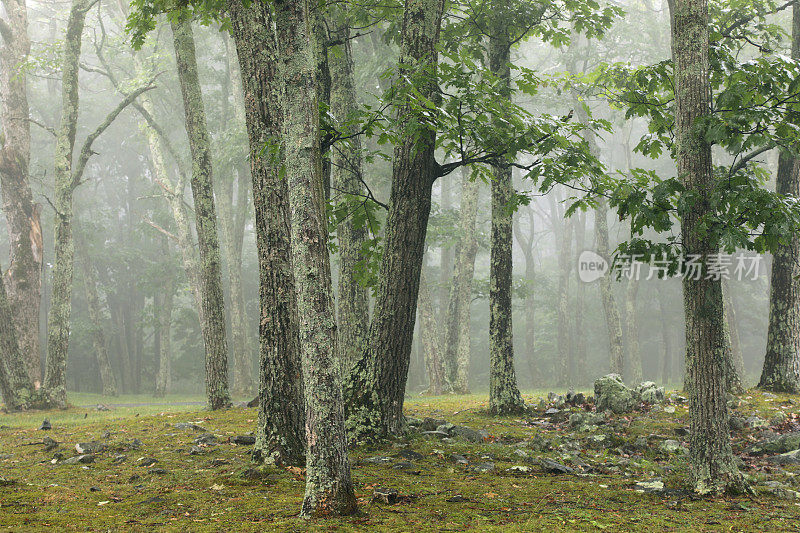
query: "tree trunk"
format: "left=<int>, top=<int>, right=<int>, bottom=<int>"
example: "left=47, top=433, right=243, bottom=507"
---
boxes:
left=555, top=207, right=573, bottom=387
left=171, top=16, right=231, bottom=410
left=274, top=0, right=357, bottom=516
left=670, top=0, right=746, bottom=494
left=0, top=260, right=38, bottom=410
left=439, top=174, right=453, bottom=313
left=75, top=232, right=117, bottom=397
left=487, top=1, right=524, bottom=414
left=0, top=0, right=42, bottom=388
left=329, top=22, right=370, bottom=367
left=344, top=0, right=446, bottom=440
left=513, top=205, right=537, bottom=387
left=573, top=212, right=587, bottom=386
left=658, top=283, right=673, bottom=384
left=154, top=237, right=174, bottom=397
left=759, top=3, right=800, bottom=394
left=444, top=167, right=479, bottom=393
left=227, top=0, right=306, bottom=466
left=43, top=0, right=93, bottom=408
left=419, top=270, right=447, bottom=395
left=722, top=281, right=744, bottom=393
left=625, top=278, right=642, bottom=385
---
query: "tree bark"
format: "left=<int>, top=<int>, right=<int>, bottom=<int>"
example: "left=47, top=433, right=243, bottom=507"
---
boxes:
left=553, top=198, right=573, bottom=387
left=344, top=0, right=446, bottom=440
left=154, top=237, right=174, bottom=397
left=625, top=277, right=642, bottom=385
left=513, top=205, right=537, bottom=387
left=419, top=269, right=447, bottom=395
left=329, top=21, right=370, bottom=367
left=171, top=16, right=231, bottom=410
left=274, top=0, right=357, bottom=516
left=444, top=167, right=479, bottom=393
left=670, top=0, right=746, bottom=494
left=75, top=232, right=117, bottom=397
left=0, top=259, right=38, bottom=410
left=0, top=0, right=42, bottom=387
left=759, top=1, right=800, bottom=393
left=658, top=283, right=673, bottom=384
left=573, top=212, right=587, bottom=386
left=722, top=280, right=744, bottom=393
left=487, top=10, right=525, bottom=413
left=227, top=0, right=306, bottom=466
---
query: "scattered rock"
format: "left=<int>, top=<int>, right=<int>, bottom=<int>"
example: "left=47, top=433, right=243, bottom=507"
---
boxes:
left=128, top=439, right=143, bottom=450
left=210, top=459, right=229, bottom=467
left=747, top=432, right=800, bottom=455
left=450, top=425, right=488, bottom=443
left=392, top=461, right=420, bottom=474
left=39, top=419, right=51, bottom=431
left=372, top=487, right=399, bottom=505
left=470, top=462, right=495, bottom=473
left=232, top=435, right=256, bottom=445
left=659, top=440, right=686, bottom=455
left=175, top=422, right=206, bottom=432
left=194, top=434, right=218, bottom=446
left=594, top=374, right=635, bottom=414
left=95, top=404, right=110, bottom=411
left=76, top=442, right=107, bottom=455
left=0, top=454, right=13, bottom=460
left=42, top=437, right=59, bottom=452
left=771, top=412, right=788, bottom=427
left=588, top=434, right=610, bottom=448
left=138, top=457, right=158, bottom=467
left=90, top=486, right=101, bottom=492
left=364, top=456, right=393, bottom=464
left=449, top=454, right=469, bottom=465
left=188, top=446, right=204, bottom=456
left=422, top=430, right=450, bottom=440
left=64, top=454, right=95, bottom=465
left=111, top=454, right=127, bottom=464
left=766, top=449, right=800, bottom=465
left=565, top=389, right=586, bottom=406
left=636, top=382, right=665, bottom=404
left=635, top=479, right=665, bottom=493
left=506, top=465, right=532, bottom=474
left=633, top=436, right=649, bottom=451
left=420, top=417, right=447, bottom=431
left=395, top=449, right=424, bottom=461
left=548, top=392, right=565, bottom=408
left=569, top=411, right=606, bottom=430
left=539, top=458, right=574, bottom=474
left=436, top=423, right=455, bottom=434
left=514, top=449, right=529, bottom=459
left=745, top=416, right=769, bottom=430
left=150, top=468, right=168, bottom=475
left=544, top=407, right=560, bottom=416
left=663, top=406, right=676, bottom=414
left=405, top=417, right=423, bottom=428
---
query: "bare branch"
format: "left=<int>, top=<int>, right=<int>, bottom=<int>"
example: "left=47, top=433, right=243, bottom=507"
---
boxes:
left=143, top=218, right=179, bottom=242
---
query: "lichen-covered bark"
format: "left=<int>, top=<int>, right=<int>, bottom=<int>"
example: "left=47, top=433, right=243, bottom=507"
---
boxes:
left=227, top=0, right=306, bottom=467
left=344, top=0, right=446, bottom=440
left=329, top=22, right=370, bottom=367
left=722, top=281, right=743, bottom=393
left=670, top=0, right=746, bottom=494
left=419, top=270, right=447, bottom=394
left=0, top=260, right=37, bottom=410
left=274, top=0, right=357, bottom=516
left=658, top=283, right=673, bottom=384
left=43, top=0, right=93, bottom=408
left=444, top=167, right=479, bottom=393
left=625, top=278, right=642, bottom=385
left=171, top=16, right=231, bottom=411
left=554, top=206, right=573, bottom=387
left=487, top=11, right=524, bottom=414
left=760, top=2, right=800, bottom=394
left=513, top=205, right=537, bottom=386
left=0, top=0, right=42, bottom=387
left=76, top=233, right=117, bottom=397
left=154, top=237, right=174, bottom=397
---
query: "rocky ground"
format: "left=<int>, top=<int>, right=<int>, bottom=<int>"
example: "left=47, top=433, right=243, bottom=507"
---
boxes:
left=1, top=382, right=800, bottom=531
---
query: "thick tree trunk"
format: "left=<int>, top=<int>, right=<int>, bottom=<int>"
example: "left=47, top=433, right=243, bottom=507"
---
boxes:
left=0, top=261, right=38, bottom=410
left=670, top=0, right=746, bottom=494
left=0, top=0, right=42, bottom=387
left=345, top=0, right=445, bottom=440
left=444, top=167, right=479, bottom=393
left=487, top=3, right=524, bottom=414
left=625, top=278, right=642, bottom=385
left=76, top=233, right=117, bottom=397
left=419, top=270, right=447, bottom=395
left=760, top=4, right=800, bottom=394
left=329, top=22, right=370, bottom=367
left=171, top=17, right=231, bottom=410
left=227, top=0, right=306, bottom=466
left=274, top=0, right=357, bottom=516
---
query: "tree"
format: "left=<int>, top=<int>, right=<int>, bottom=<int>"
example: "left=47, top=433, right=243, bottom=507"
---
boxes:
left=226, top=0, right=306, bottom=467
left=668, top=0, right=746, bottom=494
left=419, top=269, right=447, bottom=395
left=274, top=0, right=357, bottom=515
left=0, top=261, right=37, bottom=410
left=759, top=2, right=800, bottom=394
left=0, top=0, right=43, bottom=388
left=170, top=15, right=231, bottom=410
left=487, top=0, right=525, bottom=414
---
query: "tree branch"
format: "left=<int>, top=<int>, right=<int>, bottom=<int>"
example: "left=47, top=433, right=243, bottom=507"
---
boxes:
left=71, top=84, right=155, bottom=188
left=729, top=144, right=774, bottom=176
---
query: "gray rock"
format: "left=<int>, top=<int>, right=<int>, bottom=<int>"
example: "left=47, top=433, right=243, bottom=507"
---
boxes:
left=420, top=417, right=447, bottom=431
left=729, top=416, right=746, bottom=431
left=422, top=430, right=450, bottom=439
left=392, top=461, right=420, bottom=474
left=174, top=422, right=206, bottom=431
left=76, top=441, right=107, bottom=455
left=766, top=449, right=800, bottom=465
left=138, top=457, right=158, bottom=467
left=747, top=432, right=800, bottom=455
left=405, top=417, right=423, bottom=428
left=659, top=439, right=686, bottom=455
left=364, top=456, right=394, bottom=464
left=539, top=458, right=574, bottom=474
left=373, top=487, right=399, bottom=504
left=569, top=411, right=607, bottom=429
left=64, top=454, right=95, bottom=465
left=745, top=416, right=769, bottom=430
left=544, top=407, right=560, bottom=415
left=470, top=462, right=496, bottom=473
left=232, top=435, right=256, bottom=445
left=635, top=382, right=665, bottom=404
left=436, top=423, right=455, bottom=434
left=635, top=479, right=665, bottom=493
left=449, top=454, right=469, bottom=465
left=111, top=454, right=127, bottom=464
left=42, top=437, right=59, bottom=452
left=194, top=434, right=218, bottom=446
left=507, top=465, right=532, bottom=474
left=188, top=446, right=204, bottom=456
left=588, top=434, right=610, bottom=448
left=594, top=374, right=635, bottom=414
left=565, top=389, right=586, bottom=405
left=450, top=425, right=488, bottom=443
left=771, top=412, right=788, bottom=427
left=95, top=404, right=110, bottom=411
left=39, top=419, right=51, bottom=431
left=396, top=449, right=424, bottom=461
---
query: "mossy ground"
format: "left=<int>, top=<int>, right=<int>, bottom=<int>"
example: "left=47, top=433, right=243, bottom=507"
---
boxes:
left=1, top=390, right=799, bottom=531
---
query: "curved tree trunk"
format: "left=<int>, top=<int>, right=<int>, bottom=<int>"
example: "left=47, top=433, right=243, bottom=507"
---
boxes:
left=227, top=0, right=306, bottom=466
left=0, top=0, right=42, bottom=388
left=171, top=16, right=231, bottom=410
left=274, top=0, right=357, bottom=515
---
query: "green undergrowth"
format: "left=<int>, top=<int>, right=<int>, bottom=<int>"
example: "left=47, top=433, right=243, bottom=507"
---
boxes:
left=0, top=390, right=798, bottom=531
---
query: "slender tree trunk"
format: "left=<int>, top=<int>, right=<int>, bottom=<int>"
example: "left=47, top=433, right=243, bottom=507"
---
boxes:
left=171, top=16, right=231, bottom=410
left=555, top=210, right=573, bottom=387
left=439, top=174, right=453, bottom=312
left=573, top=212, right=587, bottom=386
left=722, top=281, right=744, bottom=393
left=154, top=237, right=174, bottom=397
left=329, top=22, right=370, bottom=366
left=345, top=0, right=446, bottom=440
left=419, top=270, right=446, bottom=395
left=445, top=167, right=479, bottom=393
left=625, top=278, right=642, bottom=384
left=76, top=233, right=117, bottom=397
left=670, top=0, right=746, bottom=494
left=760, top=3, right=800, bottom=394
left=274, top=0, right=357, bottom=515
left=487, top=1, right=524, bottom=414
left=513, top=206, right=537, bottom=387
left=0, top=261, right=38, bottom=410
left=228, top=0, right=306, bottom=466
left=0, top=0, right=42, bottom=388
left=658, top=283, right=673, bottom=385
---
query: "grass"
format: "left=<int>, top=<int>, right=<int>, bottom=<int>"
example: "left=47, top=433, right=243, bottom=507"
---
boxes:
left=0, top=389, right=799, bottom=531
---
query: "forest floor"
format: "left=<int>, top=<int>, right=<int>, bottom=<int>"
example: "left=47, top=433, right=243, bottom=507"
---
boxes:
left=1, top=389, right=799, bottom=532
